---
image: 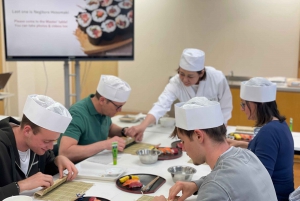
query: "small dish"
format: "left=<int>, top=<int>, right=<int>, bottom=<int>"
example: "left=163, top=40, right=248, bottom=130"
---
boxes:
left=63, top=163, right=125, bottom=181
left=105, top=167, right=123, bottom=176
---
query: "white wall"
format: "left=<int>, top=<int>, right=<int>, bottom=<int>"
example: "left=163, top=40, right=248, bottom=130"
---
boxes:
left=3, top=62, right=65, bottom=117
left=185, top=0, right=300, bottom=77
left=119, top=0, right=300, bottom=113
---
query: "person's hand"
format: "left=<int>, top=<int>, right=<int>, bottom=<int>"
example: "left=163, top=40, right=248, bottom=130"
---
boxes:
left=18, top=172, right=54, bottom=192
left=126, top=125, right=145, bottom=142
left=226, top=138, right=249, bottom=148
left=168, top=181, right=198, bottom=201
left=54, top=155, right=78, bottom=181
left=226, top=138, right=238, bottom=146
left=107, top=136, right=126, bottom=151
left=152, top=195, right=167, bottom=201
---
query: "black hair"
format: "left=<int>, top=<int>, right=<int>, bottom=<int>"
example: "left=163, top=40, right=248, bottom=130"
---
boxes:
left=245, top=101, right=286, bottom=127
left=177, top=67, right=206, bottom=84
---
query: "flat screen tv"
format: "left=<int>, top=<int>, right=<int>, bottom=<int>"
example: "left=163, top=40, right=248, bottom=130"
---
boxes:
left=2, top=0, right=134, bottom=61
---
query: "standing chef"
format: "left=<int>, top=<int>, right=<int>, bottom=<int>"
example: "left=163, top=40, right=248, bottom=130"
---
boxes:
left=127, top=48, right=232, bottom=141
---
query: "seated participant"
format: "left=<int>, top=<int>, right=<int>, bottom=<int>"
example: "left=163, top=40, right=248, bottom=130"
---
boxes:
left=127, top=48, right=232, bottom=141
left=58, top=75, right=133, bottom=163
left=0, top=94, right=77, bottom=200
left=153, top=97, right=276, bottom=201
left=228, top=77, right=294, bottom=201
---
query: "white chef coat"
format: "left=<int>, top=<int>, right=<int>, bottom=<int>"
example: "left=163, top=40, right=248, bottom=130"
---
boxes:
left=148, top=66, right=232, bottom=124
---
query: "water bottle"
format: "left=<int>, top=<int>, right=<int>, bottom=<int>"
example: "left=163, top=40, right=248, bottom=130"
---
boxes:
left=289, top=118, right=293, bottom=132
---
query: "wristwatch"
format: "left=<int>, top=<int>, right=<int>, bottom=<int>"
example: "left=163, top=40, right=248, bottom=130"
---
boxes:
left=121, top=127, right=128, bottom=137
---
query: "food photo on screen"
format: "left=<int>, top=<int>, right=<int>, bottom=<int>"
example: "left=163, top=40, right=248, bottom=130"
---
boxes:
left=2, top=0, right=134, bottom=60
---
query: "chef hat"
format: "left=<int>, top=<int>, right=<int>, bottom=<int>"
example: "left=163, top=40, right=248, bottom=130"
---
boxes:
left=97, top=75, right=131, bottom=102
left=23, top=95, right=72, bottom=133
left=240, top=77, right=276, bottom=102
left=175, top=97, right=224, bottom=130
left=179, top=48, right=205, bottom=71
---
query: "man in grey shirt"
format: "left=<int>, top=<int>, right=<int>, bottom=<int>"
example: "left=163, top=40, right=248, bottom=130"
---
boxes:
left=153, top=97, right=277, bottom=201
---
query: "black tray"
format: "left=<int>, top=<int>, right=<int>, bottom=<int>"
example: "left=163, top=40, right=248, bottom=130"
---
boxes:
left=116, top=173, right=165, bottom=194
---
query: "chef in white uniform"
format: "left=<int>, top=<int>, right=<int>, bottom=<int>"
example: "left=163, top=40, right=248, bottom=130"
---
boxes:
left=127, top=48, right=232, bottom=141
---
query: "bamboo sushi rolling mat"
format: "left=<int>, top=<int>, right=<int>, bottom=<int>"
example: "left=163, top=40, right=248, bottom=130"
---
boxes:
left=34, top=179, right=93, bottom=201
left=137, top=195, right=179, bottom=201
left=123, top=142, right=154, bottom=155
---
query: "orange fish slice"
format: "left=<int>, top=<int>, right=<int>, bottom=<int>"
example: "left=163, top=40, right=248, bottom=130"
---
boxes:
left=122, top=179, right=139, bottom=186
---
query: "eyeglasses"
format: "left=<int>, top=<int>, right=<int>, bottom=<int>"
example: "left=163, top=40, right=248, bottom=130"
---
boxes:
left=107, top=99, right=123, bottom=110
left=240, top=102, right=246, bottom=109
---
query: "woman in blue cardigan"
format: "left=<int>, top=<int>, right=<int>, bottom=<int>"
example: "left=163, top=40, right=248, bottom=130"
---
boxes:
left=228, top=77, right=294, bottom=201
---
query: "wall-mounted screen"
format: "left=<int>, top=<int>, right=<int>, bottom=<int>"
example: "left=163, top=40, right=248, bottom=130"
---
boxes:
left=2, top=0, right=134, bottom=61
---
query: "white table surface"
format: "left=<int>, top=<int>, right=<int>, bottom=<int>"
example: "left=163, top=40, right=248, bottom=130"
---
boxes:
left=22, top=114, right=300, bottom=201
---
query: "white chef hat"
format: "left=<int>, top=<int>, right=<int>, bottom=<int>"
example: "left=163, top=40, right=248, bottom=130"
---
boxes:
left=240, top=77, right=276, bottom=102
left=23, top=95, right=72, bottom=133
left=179, top=48, right=205, bottom=71
left=175, top=97, right=224, bottom=130
left=97, top=75, right=131, bottom=102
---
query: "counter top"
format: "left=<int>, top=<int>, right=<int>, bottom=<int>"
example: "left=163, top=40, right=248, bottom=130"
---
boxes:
left=227, top=78, right=300, bottom=92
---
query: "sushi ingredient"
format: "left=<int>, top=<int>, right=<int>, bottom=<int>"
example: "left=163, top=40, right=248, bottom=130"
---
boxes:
left=96, top=10, right=104, bottom=18
left=88, top=197, right=101, bottom=201
left=101, top=0, right=112, bottom=7
left=149, top=146, right=156, bottom=150
left=117, top=20, right=127, bottom=28
left=233, top=133, right=242, bottom=140
left=88, top=1, right=98, bottom=6
left=109, top=8, right=116, bottom=14
left=127, top=10, right=133, bottom=23
left=80, top=13, right=90, bottom=23
left=122, top=179, right=139, bottom=186
left=119, top=0, right=132, bottom=9
left=128, top=11, right=133, bottom=18
left=171, top=148, right=178, bottom=154
left=106, top=21, right=114, bottom=28
left=240, top=134, right=253, bottom=141
left=90, top=27, right=101, bottom=38
left=123, top=2, right=131, bottom=7
left=177, top=142, right=183, bottom=149
left=158, top=147, right=178, bottom=154
left=128, top=181, right=143, bottom=188
left=119, top=175, right=139, bottom=183
left=158, top=147, right=172, bottom=154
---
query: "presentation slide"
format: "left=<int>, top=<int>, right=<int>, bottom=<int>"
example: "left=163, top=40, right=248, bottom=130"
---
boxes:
left=3, top=0, right=133, bottom=59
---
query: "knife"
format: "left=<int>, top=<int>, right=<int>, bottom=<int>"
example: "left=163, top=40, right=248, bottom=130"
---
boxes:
left=141, top=176, right=160, bottom=192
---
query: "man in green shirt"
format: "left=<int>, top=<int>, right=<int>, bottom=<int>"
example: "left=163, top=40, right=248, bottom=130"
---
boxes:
left=58, top=75, right=132, bottom=163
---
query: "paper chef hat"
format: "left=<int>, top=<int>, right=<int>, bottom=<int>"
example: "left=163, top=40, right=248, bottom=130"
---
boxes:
left=240, top=77, right=276, bottom=102
left=97, top=75, right=131, bottom=102
left=179, top=48, right=205, bottom=71
left=23, top=95, right=72, bottom=133
left=175, top=97, right=224, bottom=130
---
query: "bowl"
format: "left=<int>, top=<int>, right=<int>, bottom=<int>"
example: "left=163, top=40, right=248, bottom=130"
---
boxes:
left=167, top=166, right=197, bottom=183
left=160, top=117, right=175, bottom=127
left=136, top=149, right=162, bottom=164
